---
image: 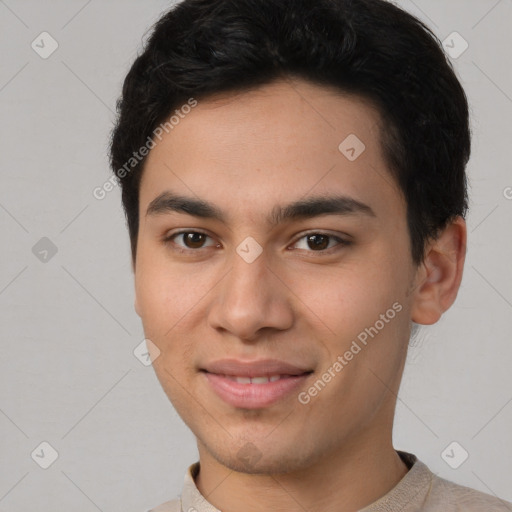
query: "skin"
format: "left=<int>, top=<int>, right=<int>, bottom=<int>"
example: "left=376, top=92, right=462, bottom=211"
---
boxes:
left=133, top=78, right=466, bottom=512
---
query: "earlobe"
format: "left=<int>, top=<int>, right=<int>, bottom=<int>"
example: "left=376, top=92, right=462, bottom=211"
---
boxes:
left=410, top=217, right=467, bottom=325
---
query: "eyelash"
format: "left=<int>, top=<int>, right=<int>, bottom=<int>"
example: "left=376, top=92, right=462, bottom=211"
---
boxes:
left=162, top=230, right=351, bottom=255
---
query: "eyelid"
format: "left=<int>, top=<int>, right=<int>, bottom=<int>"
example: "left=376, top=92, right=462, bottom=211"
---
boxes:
left=163, top=229, right=351, bottom=254
left=162, top=229, right=218, bottom=249
left=290, top=230, right=351, bottom=253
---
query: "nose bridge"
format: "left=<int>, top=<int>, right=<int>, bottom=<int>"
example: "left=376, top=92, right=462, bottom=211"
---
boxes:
left=225, top=247, right=273, bottom=314
left=208, top=244, right=292, bottom=339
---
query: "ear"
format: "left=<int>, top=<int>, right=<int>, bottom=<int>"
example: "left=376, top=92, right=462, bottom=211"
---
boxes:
left=410, top=216, right=467, bottom=325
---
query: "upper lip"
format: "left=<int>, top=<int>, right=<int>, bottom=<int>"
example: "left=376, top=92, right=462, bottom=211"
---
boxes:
left=201, top=358, right=313, bottom=377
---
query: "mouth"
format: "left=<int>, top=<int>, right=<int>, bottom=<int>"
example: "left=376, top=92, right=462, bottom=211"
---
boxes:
left=200, top=362, right=314, bottom=409
left=213, top=374, right=306, bottom=384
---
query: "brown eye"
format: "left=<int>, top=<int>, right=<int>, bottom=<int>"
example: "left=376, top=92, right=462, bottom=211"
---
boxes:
left=306, top=234, right=330, bottom=251
left=164, top=231, right=217, bottom=251
left=292, top=232, right=349, bottom=253
left=183, top=232, right=207, bottom=249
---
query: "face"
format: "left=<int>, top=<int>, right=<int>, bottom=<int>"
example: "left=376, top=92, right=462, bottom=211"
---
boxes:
left=134, top=78, right=419, bottom=474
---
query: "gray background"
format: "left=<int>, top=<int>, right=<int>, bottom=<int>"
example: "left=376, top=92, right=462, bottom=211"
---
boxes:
left=0, top=0, right=511, bottom=510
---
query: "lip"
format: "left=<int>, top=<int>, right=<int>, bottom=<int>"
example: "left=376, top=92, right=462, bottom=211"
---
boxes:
left=201, top=358, right=313, bottom=409
left=201, top=358, right=312, bottom=378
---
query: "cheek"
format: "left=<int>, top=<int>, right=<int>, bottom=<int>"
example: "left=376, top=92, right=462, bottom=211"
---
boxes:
left=134, top=256, right=190, bottom=342
left=134, top=251, right=217, bottom=374
left=135, top=259, right=200, bottom=396
left=290, top=262, right=402, bottom=341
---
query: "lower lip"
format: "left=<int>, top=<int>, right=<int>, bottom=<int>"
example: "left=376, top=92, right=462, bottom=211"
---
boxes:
left=202, top=371, right=311, bottom=409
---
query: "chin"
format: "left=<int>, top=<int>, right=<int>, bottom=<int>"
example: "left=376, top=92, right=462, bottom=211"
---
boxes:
left=203, top=436, right=318, bottom=476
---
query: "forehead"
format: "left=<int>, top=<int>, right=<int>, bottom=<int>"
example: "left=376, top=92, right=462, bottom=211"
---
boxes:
left=139, top=78, right=404, bottom=223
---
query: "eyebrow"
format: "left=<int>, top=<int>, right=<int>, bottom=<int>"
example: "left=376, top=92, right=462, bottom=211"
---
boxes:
left=145, top=190, right=376, bottom=225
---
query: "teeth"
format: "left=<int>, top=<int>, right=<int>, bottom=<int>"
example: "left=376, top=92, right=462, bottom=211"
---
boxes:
left=251, top=376, right=272, bottom=384
left=228, top=375, right=284, bottom=384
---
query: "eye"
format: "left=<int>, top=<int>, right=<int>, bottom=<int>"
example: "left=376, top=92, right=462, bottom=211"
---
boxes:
left=163, top=230, right=350, bottom=254
left=163, top=230, right=218, bottom=250
left=292, top=232, right=349, bottom=252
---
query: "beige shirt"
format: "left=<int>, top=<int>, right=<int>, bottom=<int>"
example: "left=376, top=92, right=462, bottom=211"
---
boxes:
left=148, top=451, right=512, bottom=511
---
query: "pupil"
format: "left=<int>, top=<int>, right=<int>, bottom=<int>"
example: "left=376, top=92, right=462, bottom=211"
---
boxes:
left=308, top=234, right=328, bottom=250
left=186, top=233, right=204, bottom=248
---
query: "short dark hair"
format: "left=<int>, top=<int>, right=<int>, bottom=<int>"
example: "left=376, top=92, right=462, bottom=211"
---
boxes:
left=109, top=0, right=471, bottom=266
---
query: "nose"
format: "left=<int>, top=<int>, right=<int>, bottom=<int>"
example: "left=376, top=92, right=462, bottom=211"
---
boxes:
left=207, top=247, right=294, bottom=341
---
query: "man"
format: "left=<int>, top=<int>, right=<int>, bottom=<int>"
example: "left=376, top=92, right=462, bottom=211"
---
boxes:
left=109, top=0, right=512, bottom=510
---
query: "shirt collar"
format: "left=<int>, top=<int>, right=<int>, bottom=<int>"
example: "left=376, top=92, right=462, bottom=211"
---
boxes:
left=181, top=461, right=221, bottom=512
left=180, top=451, right=433, bottom=512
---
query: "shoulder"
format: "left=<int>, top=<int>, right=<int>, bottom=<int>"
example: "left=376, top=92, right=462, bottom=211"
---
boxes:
left=428, top=473, right=512, bottom=511
left=144, top=498, right=181, bottom=512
